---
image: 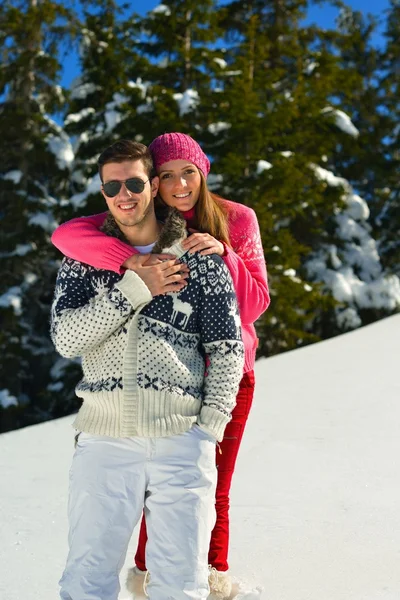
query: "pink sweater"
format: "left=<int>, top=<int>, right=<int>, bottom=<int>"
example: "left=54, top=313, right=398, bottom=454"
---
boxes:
left=51, top=199, right=270, bottom=372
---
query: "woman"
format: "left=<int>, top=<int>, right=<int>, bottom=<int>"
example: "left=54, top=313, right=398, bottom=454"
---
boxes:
left=51, top=133, right=270, bottom=600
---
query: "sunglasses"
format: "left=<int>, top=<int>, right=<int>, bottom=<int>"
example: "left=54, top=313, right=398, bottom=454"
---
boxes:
left=102, top=177, right=149, bottom=198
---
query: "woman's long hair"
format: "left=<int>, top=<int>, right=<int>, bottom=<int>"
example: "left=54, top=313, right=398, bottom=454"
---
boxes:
left=155, top=171, right=232, bottom=247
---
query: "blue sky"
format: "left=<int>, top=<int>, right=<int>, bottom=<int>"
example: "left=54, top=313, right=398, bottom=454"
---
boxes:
left=60, top=0, right=391, bottom=88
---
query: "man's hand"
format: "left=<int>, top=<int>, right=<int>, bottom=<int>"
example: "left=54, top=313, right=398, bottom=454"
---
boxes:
left=122, top=254, right=189, bottom=296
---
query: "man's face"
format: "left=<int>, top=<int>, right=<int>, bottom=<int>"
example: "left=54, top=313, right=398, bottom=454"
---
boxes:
left=101, top=160, right=159, bottom=230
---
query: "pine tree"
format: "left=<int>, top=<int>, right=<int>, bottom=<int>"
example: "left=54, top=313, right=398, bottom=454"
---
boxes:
left=140, top=0, right=220, bottom=90
left=62, top=0, right=149, bottom=216
left=63, top=0, right=227, bottom=209
left=331, top=6, right=384, bottom=194
left=376, top=0, right=400, bottom=275
left=117, top=0, right=224, bottom=142
left=190, top=0, right=342, bottom=354
left=312, top=5, right=400, bottom=329
left=0, top=0, right=78, bottom=431
left=193, top=0, right=399, bottom=355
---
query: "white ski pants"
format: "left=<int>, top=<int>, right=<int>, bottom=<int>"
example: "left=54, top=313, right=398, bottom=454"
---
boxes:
left=59, top=426, right=217, bottom=600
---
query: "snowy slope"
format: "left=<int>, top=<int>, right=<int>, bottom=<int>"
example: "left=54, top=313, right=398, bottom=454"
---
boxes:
left=1, top=314, right=399, bottom=600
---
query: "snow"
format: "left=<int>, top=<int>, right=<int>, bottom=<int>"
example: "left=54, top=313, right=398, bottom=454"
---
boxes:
left=137, top=100, right=153, bottom=114
left=173, top=89, right=200, bottom=116
left=2, top=314, right=400, bottom=599
left=256, top=160, right=273, bottom=174
left=304, top=60, right=319, bottom=75
left=336, top=306, right=361, bottom=329
left=214, top=57, right=227, bottom=69
left=47, top=135, right=74, bottom=170
left=346, top=194, right=370, bottom=221
left=15, top=243, right=34, bottom=256
left=151, top=3, right=171, bottom=16
left=2, top=170, right=22, bottom=184
left=64, top=107, right=95, bottom=125
left=28, top=212, right=58, bottom=233
left=222, top=70, right=242, bottom=76
left=70, top=81, right=100, bottom=100
left=104, top=109, right=122, bottom=132
left=311, top=163, right=349, bottom=190
left=308, top=243, right=400, bottom=312
left=69, top=174, right=101, bottom=209
left=0, top=286, right=22, bottom=315
left=283, top=268, right=301, bottom=284
left=47, top=382, right=64, bottom=392
left=207, top=173, right=223, bottom=190
left=50, top=357, right=77, bottom=381
left=104, top=93, right=129, bottom=132
left=24, top=273, right=38, bottom=286
left=208, top=122, right=231, bottom=134
left=127, top=78, right=148, bottom=98
left=0, top=389, right=18, bottom=409
left=321, top=107, right=360, bottom=138
left=0, top=243, right=35, bottom=257
left=306, top=162, right=400, bottom=317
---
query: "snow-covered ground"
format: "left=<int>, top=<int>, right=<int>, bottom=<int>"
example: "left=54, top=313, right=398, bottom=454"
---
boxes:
left=1, top=314, right=399, bottom=600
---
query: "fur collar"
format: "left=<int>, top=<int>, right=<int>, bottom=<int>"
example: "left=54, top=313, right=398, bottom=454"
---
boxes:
left=100, top=207, right=188, bottom=255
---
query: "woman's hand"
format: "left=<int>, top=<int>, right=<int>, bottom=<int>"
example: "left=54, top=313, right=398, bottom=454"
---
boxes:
left=123, top=254, right=189, bottom=296
left=182, top=229, right=225, bottom=256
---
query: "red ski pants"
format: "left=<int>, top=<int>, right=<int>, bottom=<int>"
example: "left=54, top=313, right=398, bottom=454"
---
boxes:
left=134, top=370, right=255, bottom=573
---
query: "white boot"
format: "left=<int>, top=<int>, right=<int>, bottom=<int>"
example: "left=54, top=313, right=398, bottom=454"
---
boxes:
left=126, top=566, right=149, bottom=598
left=127, top=564, right=238, bottom=600
left=208, top=568, right=234, bottom=600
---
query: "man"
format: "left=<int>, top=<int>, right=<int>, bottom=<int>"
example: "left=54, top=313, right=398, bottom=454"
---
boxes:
left=51, top=140, right=244, bottom=600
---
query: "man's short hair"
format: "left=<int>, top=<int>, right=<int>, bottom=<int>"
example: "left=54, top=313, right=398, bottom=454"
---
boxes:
left=98, top=140, right=154, bottom=180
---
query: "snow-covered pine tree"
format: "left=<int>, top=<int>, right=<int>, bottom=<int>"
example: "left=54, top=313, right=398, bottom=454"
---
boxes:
left=62, top=0, right=150, bottom=216
left=118, top=0, right=223, bottom=142
left=304, top=5, right=400, bottom=333
left=193, top=0, right=399, bottom=355
left=375, top=0, right=400, bottom=276
left=190, top=0, right=342, bottom=355
left=0, top=0, right=78, bottom=431
left=330, top=6, right=386, bottom=209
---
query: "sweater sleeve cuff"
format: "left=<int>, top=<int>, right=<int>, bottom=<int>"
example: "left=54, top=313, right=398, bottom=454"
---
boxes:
left=197, top=406, right=230, bottom=443
left=220, top=242, right=229, bottom=257
left=221, top=244, right=238, bottom=267
left=115, top=270, right=152, bottom=308
left=102, top=244, right=138, bottom=274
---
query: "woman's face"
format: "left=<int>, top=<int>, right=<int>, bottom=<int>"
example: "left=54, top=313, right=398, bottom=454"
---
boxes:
left=157, top=159, right=202, bottom=212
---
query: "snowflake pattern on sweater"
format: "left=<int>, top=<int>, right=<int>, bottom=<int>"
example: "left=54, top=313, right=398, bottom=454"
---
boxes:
left=50, top=251, right=244, bottom=441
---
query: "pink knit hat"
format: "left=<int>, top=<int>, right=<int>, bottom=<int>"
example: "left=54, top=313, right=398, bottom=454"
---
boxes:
left=149, top=133, right=210, bottom=177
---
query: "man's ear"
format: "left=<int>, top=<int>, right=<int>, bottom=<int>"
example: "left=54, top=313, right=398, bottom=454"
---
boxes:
left=151, top=176, right=159, bottom=197
left=100, top=187, right=107, bottom=203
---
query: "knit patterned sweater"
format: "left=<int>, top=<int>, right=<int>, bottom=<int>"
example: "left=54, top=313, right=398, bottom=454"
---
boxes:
left=51, top=199, right=270, bottom=373
left=50, top=215, right=244, bottom=442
